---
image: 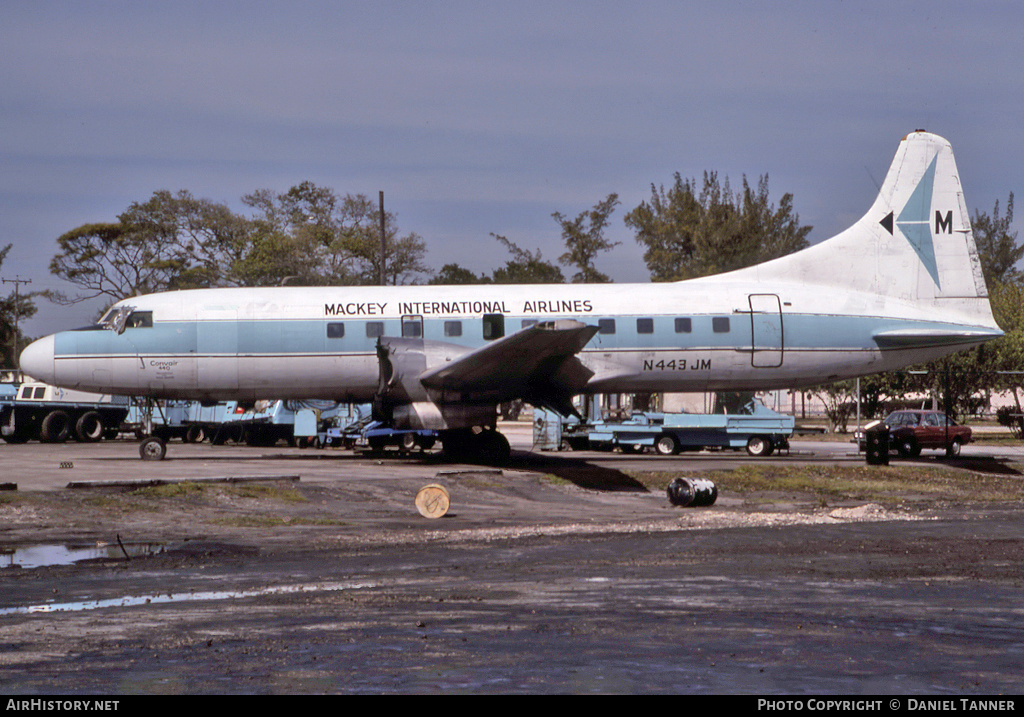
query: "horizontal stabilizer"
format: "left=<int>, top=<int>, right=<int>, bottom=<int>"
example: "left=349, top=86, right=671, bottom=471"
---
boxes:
left=872, top=327, right=1003, bottom=349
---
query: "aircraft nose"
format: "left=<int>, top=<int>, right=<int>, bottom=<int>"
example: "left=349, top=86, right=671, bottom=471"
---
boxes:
left=19, top=334, right=55, bottom=383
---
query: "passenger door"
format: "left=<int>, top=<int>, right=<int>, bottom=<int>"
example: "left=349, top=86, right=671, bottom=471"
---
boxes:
left=748, top=294, right=783, bottom=367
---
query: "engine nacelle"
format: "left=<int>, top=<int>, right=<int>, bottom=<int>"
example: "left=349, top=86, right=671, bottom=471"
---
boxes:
left=374, top=337, right=497, bottom=431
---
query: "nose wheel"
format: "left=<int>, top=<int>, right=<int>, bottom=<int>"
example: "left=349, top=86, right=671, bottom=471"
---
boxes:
left=139, top=436, right=167, bottom=461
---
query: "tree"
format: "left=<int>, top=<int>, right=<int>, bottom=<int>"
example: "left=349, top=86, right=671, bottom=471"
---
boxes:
left=973, top=193, right=1020, bottom=288
left=552, top=193, right=620, bottom=283
left=241, top=186, right=429, bottom=286
left=428, top=263, right=491, bottom=285
left=624, top=172, right=811, bottom=281
left=0, top=244, right=38, bottom=368
left=50, top=185, right=431, bottom=303
left=49, top=191, right=251, bottom=304
left=489, top=234, right=565, bottom=284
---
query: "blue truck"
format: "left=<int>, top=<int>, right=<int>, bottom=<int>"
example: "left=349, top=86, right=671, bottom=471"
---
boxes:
left=535, top=400, right=795, bottom=457
left=323, top=406, right=437, bottom=452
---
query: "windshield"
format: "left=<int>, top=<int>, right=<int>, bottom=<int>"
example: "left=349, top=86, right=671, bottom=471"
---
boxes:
left=96, top=305, right=137, bottom=334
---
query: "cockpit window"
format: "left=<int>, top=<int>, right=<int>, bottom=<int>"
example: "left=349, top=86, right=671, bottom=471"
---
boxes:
left=124, top=311, right=153, bottom=329
left=98, top=305, right=141, bottom=334
left=98, top=308, right=117, bottom=326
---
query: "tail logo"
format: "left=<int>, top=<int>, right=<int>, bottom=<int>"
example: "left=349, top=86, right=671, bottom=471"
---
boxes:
left=879, top=154, right=942, bottom=287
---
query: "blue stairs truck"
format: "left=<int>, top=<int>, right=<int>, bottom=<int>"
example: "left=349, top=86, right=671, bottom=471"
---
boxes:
left=535, top=399, right=795, bottom=457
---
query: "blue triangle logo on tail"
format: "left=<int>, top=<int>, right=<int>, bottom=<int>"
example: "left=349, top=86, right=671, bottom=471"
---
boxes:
left=879, top=155, right=941, bottom=287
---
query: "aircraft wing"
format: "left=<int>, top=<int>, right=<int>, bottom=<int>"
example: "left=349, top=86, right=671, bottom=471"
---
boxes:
left=419, top=320, right=599, bottom=416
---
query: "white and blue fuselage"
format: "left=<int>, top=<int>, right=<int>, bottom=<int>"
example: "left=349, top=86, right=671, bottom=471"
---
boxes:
left=23, top=278, right=998, bottom=403
left=20, top=132, right=1004, bottom=428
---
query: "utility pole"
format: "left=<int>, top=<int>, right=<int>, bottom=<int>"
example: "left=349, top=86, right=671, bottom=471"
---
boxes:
left=2, top=275, right=31, bottom=368
left=379, top=191, right=386, bottom=286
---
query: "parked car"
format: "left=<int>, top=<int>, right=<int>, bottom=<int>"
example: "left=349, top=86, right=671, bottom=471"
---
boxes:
left=855, top=410, right=971, bottom=457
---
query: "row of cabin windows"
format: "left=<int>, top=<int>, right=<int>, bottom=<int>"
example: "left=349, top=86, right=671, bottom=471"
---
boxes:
left=325, top=315, right=731, bottom=340
left=597, top=317, right=729, bottom=334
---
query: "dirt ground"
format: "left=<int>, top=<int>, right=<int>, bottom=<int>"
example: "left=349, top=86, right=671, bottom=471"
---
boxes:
left=2, top=441, right=1024, bottom=694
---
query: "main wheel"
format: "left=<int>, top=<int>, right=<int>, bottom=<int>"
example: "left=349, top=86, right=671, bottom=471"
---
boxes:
left=475, top=430, right=511, bottom=465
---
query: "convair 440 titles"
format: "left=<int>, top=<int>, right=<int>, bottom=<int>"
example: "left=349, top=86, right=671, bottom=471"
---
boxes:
left=20, top=132, right=1003, bottom=462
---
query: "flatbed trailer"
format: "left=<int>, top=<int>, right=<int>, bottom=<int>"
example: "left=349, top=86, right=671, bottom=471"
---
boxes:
left=541, top=400, right=795, bottom=457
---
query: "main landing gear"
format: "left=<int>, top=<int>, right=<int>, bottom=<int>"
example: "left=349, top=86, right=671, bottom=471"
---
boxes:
left=440, top=428, right=511, bottom=465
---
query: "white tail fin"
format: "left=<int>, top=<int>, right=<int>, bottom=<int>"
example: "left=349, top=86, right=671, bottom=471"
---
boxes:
left=745, top=131, right=998, bottom=330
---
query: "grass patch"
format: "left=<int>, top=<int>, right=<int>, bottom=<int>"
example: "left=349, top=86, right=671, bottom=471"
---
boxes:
left=626, top=463, right=1024, bottom=506
left=129, top=481, right=306, bottom=503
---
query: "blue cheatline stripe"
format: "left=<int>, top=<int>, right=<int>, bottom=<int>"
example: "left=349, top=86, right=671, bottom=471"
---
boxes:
left=53, top=312, right=987, bottom=359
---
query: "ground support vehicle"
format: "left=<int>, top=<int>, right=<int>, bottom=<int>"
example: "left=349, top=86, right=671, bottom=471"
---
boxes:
left=216, top=400, right=343, bottom=447
left=536, top=400, right=795, bottom=457
left=324, top=417, right=437, bottom=453
left=0, top=378, right=129, bottom=443
left=125, top=400, right=237, bottom=443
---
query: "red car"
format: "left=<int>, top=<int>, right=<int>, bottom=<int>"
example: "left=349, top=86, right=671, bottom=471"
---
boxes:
left=883, top=410, right=972, bottom=457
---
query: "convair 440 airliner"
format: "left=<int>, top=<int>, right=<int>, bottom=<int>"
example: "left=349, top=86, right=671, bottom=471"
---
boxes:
left=20, top=131, right=1003, bottom=462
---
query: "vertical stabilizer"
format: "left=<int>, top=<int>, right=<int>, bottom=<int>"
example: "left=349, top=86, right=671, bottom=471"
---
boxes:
left=737, top=131, right=997, bottom=330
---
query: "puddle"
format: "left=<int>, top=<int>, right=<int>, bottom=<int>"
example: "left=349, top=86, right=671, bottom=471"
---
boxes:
left=0, top=581, right=375, bottom=615
left=1, top=542, right=165, bottom=569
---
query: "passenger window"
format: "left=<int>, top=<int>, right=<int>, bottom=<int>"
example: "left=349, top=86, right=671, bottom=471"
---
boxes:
left=482, top=314, right=505, bottom=340
left=636, top=318, right=654, bottom=334
left=712, top=317, right=730, bottom=333
left=326, top=322, right=345, bottom=339
left=366, top=321, right=384, bottom=338
left=675, top=317, right=692, bottom=333
left=125, top=311, right=153, bottom=328
left=598, top=319, right=616, bottom=335
left=444, top=321, right=462, bottom=337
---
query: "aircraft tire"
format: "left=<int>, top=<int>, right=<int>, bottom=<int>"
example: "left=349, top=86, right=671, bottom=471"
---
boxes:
left=476, top=430, right=511, bottom=465
left=139, top=436, right=167, bottom=461
left=667, top=477, right=718, bottom=507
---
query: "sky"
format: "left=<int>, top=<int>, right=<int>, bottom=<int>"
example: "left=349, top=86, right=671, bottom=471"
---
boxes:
left=2, top=0, right=1023, bottom=337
